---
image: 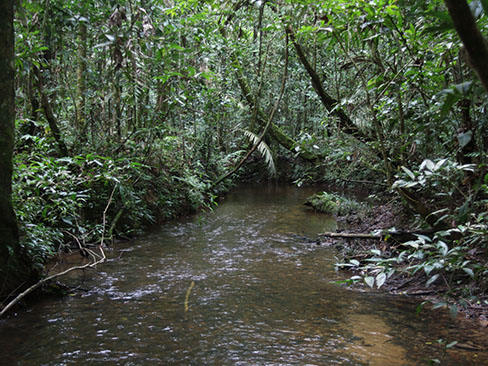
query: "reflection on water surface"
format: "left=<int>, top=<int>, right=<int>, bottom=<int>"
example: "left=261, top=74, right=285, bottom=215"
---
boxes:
left=1, top=184, right=487, bottom=365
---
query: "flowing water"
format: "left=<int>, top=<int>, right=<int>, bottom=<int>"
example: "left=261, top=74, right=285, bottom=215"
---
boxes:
left=1, top=184, right=487, bottom=365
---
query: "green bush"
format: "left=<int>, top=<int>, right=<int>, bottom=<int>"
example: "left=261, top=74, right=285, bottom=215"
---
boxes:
left=304, top=191, right=363, bottom=215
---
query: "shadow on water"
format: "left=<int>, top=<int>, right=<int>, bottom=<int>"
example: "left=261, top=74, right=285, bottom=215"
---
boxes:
left=1, top=184, right=487, bottom=365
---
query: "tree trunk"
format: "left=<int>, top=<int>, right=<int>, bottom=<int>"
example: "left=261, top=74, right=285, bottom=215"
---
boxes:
left=444, top=0, right=488, bottom=92
left=36, top=68, right=69, bottom=156
left=0, top=0, right=33, bottom=296
left=75, top=21, right=87, bottom=133
left=285, top=25, right=371, bottom=143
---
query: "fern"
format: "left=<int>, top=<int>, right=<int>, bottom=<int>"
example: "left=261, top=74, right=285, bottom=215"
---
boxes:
left=243, top=130, right=276, bottom=177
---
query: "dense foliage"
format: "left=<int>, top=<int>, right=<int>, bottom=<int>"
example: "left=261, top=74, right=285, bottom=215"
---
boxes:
left=1, top=0, right=487, bottom=308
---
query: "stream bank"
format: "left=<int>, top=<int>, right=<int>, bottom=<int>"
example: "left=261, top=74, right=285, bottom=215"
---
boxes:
left=321, top=196, right=488, bottom=326
left=1, top=184, right=488, bottom=365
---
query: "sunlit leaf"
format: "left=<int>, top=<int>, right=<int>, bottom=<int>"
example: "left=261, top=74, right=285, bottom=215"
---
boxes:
left=437, top=241, right=448, bottom=256
left=400, top=166, right=415, bottom=180
left=243, top=130, right=276, bottom=177
left=426, top=273, right=439, bottom=287
left=446, top=340, right=458, bottom=349
left=463, top=267, right=475, bottom=278
left=376, top=272, right=386, bottom=288
left=364, top=276, right=375, bottom=288
left=432, top=302, right=447, bottom=310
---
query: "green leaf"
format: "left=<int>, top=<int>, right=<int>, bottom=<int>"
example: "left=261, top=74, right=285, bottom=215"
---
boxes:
left=426, top=10, right=454, bottom=29
left=364, top=276, right=375, bottom=288
left=432, top=301, right=447, bottom=309
left=457, top=130, right=473, bottom=149
left=426, top=274, right=439, bottom=287
left=437, top=241, right=449, bottom=256
left=349, top=259, right=360, bottom=266
left=446, top=340, right=458, bottom=349
left=400, top=166, right=415, bottom=180
left=455, top=81, right=473, bottom=94
left=243, top=130, right=276, bottom=177
left=482, top=0, right=488, bottom=15
left=376, top=272, right=386, bottom=288
left=440, top=91, right=460, bottom=116
left=416, top=301, right=428, bottom=315
left=470, top=0, right=484, bottom=18
left=463, top=267, right=475, bottom=278
left=449, top=304, right=458, bottom=319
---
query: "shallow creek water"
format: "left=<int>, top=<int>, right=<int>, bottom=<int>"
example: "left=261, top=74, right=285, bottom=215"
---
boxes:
left=1, top=184, right=487, bottom=365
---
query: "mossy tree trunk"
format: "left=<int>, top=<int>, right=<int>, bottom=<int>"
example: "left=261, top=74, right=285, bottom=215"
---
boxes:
left=0, top=0, right=32, bottom=296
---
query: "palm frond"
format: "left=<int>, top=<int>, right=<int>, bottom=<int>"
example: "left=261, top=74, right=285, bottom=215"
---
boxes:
left=243, top=130, right=276, bottom=177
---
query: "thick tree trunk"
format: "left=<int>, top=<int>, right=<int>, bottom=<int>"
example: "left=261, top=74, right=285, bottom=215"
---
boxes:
left=0, top=0, right=32, bottom=296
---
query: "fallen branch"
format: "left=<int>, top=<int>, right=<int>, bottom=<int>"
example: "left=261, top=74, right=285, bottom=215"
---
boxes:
left=184, top=281, right=195, bottom=312
left=0, top=185, right=117, bottom=318
left=319, top=229, right=436, bottom=242
left=0, top=246, right=105, bottom=318
left=319, top=232, right=381, bottom=239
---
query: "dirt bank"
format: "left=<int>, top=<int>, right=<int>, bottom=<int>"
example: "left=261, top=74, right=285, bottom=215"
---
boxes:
left=322, top=200, right=488, bottom=327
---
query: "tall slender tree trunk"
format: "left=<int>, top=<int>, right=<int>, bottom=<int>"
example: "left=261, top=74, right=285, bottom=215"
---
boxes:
left=35, top=67, right=69, bottom=156
left=75, top=21, right=87, bottom=134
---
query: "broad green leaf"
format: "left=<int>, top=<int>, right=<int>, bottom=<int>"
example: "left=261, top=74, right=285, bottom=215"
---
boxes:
left=349, top=259, right=360, bottom=266
left=426, top=273, right=439, bottom=287
left=437, top=241, right=449, bottom=256
left=400, top=166, right=415, bottom=180
left=482, top=0, right=488, bottom=14
left=420, top=159, right=435, bottom=171
left=376, top=272, right=386, bottom=288
left=364, top=276, right=375, bottom=288
left=463, top=267, right=474, bottom=278
left=454, top=81, right=473, bottom=94
left=424, top=264, right=434, bottom=275
left=457, top=131, right=472, bottom=149
left=440, top=91, right=460, bottom=116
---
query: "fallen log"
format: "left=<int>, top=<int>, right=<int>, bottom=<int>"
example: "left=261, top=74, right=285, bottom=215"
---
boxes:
left=319, top=229, right=437, bottom=242
left=319, top=232, right=381, bottom=239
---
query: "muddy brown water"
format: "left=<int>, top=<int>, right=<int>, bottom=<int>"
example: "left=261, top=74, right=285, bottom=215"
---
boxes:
left=1, top=184, right=487, bottom=365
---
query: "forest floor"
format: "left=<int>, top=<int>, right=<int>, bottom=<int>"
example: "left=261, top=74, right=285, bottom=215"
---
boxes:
left=323, top=200, right=488, bottom=328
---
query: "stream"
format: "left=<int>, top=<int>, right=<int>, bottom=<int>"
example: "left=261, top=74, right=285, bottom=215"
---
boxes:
left=1, top=184, right=487, bottom=365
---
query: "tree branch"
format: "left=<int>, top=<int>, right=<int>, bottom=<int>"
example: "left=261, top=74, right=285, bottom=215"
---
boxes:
left=444, top=0, right=488, bottom=92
